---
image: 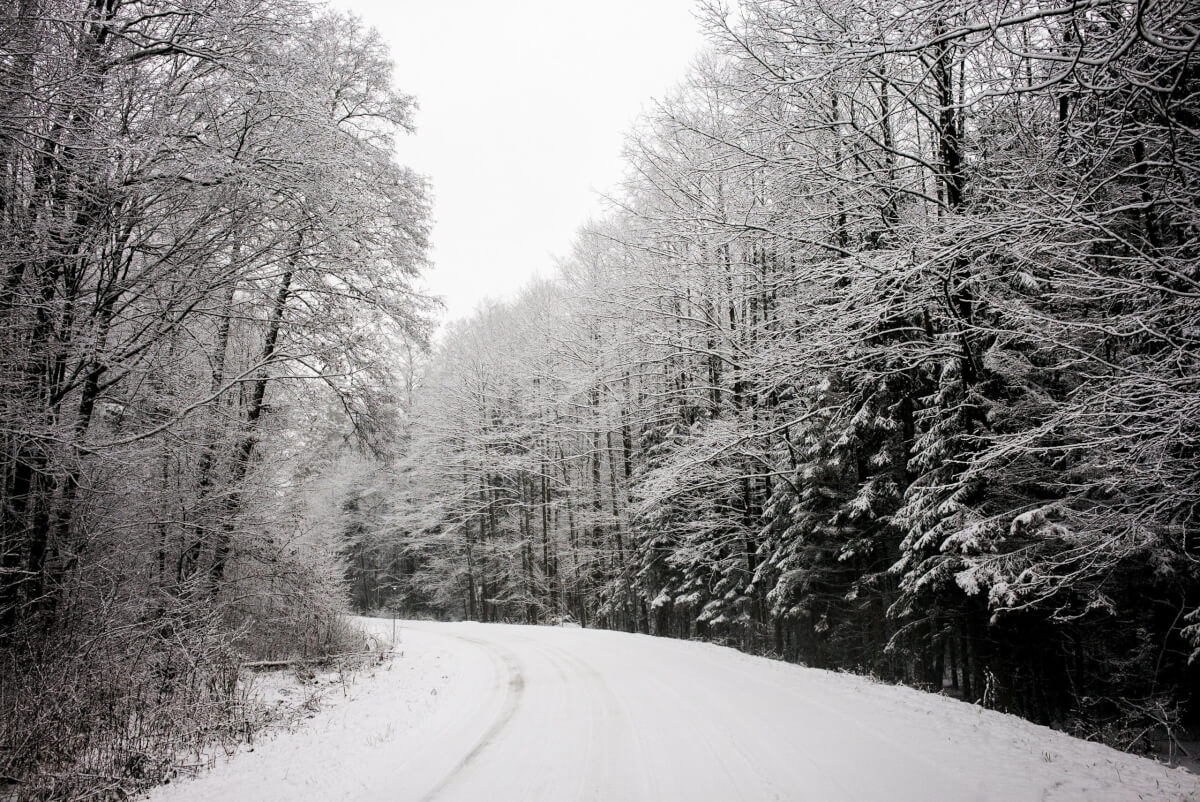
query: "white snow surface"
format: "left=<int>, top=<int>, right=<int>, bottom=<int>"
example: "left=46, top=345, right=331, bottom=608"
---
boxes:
left=148, top=618, right=1199, bottom=801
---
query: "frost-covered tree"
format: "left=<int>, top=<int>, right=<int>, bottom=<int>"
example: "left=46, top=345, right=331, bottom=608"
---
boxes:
left=385, top=0, right=1198, bottom=753
left=0, top=2, right=432, bottom=796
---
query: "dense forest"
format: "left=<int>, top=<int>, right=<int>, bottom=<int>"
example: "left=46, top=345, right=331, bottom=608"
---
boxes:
left=3, top=0, right=1199, bottom=797
left=0, top=0, right=430, bottom=797
left=340, top=0, right=1200, bottom=756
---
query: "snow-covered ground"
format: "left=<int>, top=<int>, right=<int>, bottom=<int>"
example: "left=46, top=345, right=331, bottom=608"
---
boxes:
left=148, top=618, right=1198, bottom=801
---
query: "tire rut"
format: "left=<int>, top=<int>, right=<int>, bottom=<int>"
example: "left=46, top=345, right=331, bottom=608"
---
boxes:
left=418, top=635, right=526, bottom=801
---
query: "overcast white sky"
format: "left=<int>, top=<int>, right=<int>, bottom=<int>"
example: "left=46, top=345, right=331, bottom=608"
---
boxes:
left=328, top=0, right=705, bottom=326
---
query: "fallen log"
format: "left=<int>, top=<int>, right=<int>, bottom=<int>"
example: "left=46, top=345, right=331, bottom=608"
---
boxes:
left=240, top=650, right=387, bottom=670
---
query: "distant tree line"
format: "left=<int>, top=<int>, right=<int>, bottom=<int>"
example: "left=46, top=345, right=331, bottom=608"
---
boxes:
left=0, top=1, right=429, bottom=797
left=362, top=0, right=1199, bottom=753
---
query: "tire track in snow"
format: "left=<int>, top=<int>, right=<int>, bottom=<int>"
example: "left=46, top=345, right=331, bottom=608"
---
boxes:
left=526, top=634, right=631, bottom=800
left=418, top=634, right=526, bottom=802
left=420, top=626, right=644, bottom=801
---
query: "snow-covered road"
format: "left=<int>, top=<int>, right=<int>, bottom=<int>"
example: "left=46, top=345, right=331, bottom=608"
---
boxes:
left=150, top=619, right=1198, bottom=801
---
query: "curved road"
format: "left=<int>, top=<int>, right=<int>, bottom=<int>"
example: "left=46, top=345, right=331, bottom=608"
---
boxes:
left=151, top=620, right=1197, bottom=801
left=373, top=622, right=1192, bottom=802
